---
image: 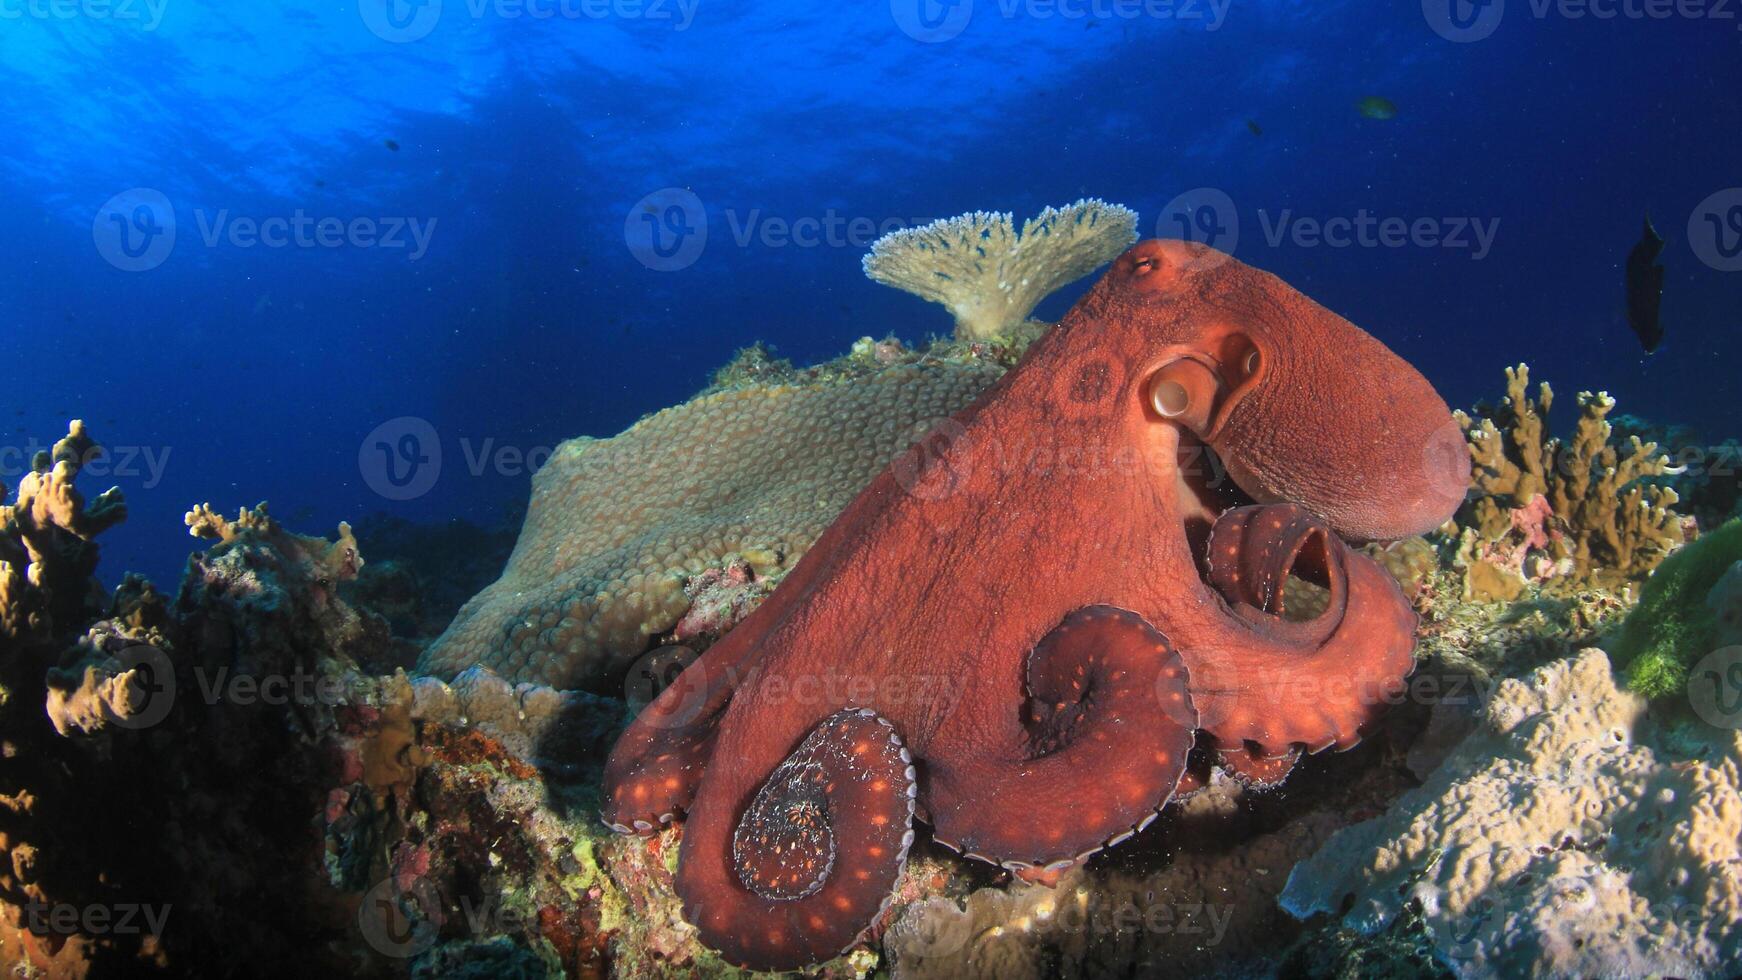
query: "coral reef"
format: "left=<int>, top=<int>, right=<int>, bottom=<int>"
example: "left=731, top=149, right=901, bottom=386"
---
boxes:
left=418, top=346, right=1004, bottom=691
left=1280, top=649, right=1742, bottom=978
left=862, top=199, right=1137, bottom=341
left=1612, top=518, right=1742, bottom=696
left=1453, top=363, right=1686, bottom=598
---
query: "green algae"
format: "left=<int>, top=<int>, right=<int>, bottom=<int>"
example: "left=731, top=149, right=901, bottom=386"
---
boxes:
left=1614, top=519, right=1742, bottom=697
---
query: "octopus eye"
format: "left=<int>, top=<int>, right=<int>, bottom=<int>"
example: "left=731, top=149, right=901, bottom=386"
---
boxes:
left=1151, top=379, right=1190, bottom=417
left=1244, top=348, right=1261, bottom=375
left=1145, top=359, right=1221, bottom=432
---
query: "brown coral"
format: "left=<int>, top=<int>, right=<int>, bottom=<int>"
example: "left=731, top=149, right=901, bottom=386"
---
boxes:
left=1, top=420, right=126, bottom=639
left=1454, top=364, right=1685, bottom=597
left=418, top=354, right=1003, bottom=691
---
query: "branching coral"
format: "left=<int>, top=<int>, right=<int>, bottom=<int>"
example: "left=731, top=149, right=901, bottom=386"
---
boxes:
left=1, top=420, right=126, bottom=639
left=1454, top=364, right=1685, bottom=598
left=862, top=199, right=1138, bottom=341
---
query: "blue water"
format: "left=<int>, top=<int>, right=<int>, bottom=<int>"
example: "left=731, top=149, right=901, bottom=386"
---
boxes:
left=3, top=0, right=1739, bottom=587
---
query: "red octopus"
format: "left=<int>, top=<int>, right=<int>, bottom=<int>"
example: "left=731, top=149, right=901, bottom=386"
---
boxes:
left=601, top=241, right=1470, bottom=971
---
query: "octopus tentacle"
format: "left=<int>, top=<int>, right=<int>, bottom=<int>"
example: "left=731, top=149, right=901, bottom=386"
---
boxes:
left=925, top=606, right=1196, bottom=873
left=676, top=708, right=916, bottom=971
left=602, top=644, right=747, bottom=833
left=1183, top=503, right=1416, bottom=758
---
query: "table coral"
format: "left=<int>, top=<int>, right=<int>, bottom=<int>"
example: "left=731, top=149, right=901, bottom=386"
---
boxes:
left=1280, top=648, right=1742, bottom=978
left=418, top=352, right=1004, bottom=691
left=1454, top=363, right=1685, bottom=597
left=862, top=199, right=1138, bottom=341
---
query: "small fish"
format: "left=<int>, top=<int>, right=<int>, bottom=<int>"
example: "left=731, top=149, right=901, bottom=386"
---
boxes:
left=1356, top=96, right=1398, bottom=120
left=1246, top=119, right=1263, bottom=136
left=1625, top=214, right=1666, bottom=353
left=384, top=139, right=400, bottom=152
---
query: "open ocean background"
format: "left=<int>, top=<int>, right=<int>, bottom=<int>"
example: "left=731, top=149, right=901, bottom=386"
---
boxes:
left=3, top=0, right=1739, bottom=587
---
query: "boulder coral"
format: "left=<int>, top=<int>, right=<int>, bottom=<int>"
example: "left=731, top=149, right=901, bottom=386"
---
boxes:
left=418, top=349, right=1004, bottom=691
left=1454, top=364, right=1685, bottom=599
left=1280, top=649, right=1742, bottom=978
left=862, top=199, right=1138, bottom=341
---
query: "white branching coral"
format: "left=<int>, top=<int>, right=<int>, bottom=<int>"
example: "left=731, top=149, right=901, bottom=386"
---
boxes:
left=862, top=199, right=1138, bottom=341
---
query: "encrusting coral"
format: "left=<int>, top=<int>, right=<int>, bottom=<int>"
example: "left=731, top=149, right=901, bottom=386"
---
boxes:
left=419, top=346, right=1004, bottom=691
left=1453, top=363, right=1686, bottom=599
left=862, top=199, right=1138, bottom=341
left=1279, top=649, right=1742, bottom=978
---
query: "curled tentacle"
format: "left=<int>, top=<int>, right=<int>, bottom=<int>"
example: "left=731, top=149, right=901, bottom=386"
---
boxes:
left=677, top=709, right=916, bottom=971
left=1185, top=504, right=1416, bottom=758
left=926, top=606, right=1197, bottom=875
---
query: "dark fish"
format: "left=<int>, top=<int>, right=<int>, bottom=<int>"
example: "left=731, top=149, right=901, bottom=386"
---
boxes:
left=1246, top=119, right=1263, bottom=136
left=1356, top=96, right=1398, bottom=120
left=384, top=139, right=400, bottom=152
left=1625, top=214, right=1666, bottom=352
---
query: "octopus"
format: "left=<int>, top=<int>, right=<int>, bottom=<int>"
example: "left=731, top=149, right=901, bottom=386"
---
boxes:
left=600, top=240, right=1471, bottom=971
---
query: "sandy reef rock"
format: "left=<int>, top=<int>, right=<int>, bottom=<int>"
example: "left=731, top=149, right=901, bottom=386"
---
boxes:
left=862, top=199, right=1138, bottom=341
left=419, top=351, right=1003, bottom=691
left=1280, top=648, right=1742, bottom=978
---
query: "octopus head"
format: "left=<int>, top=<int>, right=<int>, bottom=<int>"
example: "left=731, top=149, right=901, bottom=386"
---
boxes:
left=1085, top=239, right=1469, bottom=541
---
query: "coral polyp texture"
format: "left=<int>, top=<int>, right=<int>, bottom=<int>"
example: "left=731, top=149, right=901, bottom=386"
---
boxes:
left=1280, top=649, right=1742, bottom=978
left=862, top=199, right=1138, bottom=341
left=418, top=348, right=1004, bottom=690
left=1453, top=363, right=1685, bottom=599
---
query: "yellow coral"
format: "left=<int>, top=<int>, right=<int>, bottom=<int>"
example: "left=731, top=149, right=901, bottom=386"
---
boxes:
left=419, top=357, right=1003, bottom=690
left=862, top=199, right=1137, bottom=341
left=0, top=421, right=126, bottom=640
left=1455, top=364, right=1683, bottom=590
